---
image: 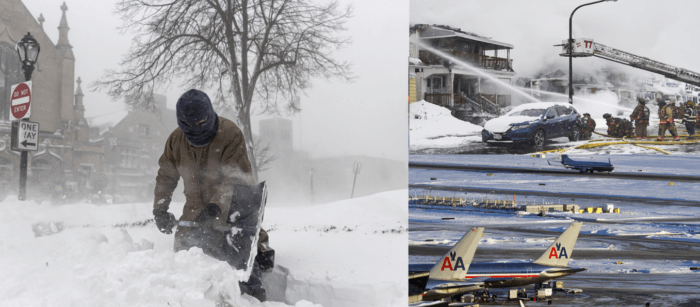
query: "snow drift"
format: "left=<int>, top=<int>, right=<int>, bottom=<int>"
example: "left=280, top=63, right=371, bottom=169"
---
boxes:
left=410, top=100, right=483, bottom=148
left=0, top=190, right=407, bottom=307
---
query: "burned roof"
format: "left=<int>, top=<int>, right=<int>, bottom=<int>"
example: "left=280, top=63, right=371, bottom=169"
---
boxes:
left=544, top=69, right=567, bottom=79
left=412, top=24, right=514, bottom=49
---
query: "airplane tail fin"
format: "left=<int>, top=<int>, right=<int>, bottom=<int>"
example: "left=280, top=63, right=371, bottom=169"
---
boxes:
left=429, top=227, right=484, bottom=280
left=533, top=222, right=582, bottom=267
left=561, top=154, right=572, bottom=164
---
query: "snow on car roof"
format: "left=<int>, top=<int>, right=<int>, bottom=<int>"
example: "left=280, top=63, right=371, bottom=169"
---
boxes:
left=508, top=102, right=578, bottom=114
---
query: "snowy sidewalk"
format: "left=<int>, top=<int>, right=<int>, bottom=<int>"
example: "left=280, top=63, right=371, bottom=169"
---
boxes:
left=0, top=191, right=407, bottom=307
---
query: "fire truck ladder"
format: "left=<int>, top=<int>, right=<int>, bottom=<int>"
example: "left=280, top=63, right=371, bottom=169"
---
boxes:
left=562, top=41, right=700, bottom=88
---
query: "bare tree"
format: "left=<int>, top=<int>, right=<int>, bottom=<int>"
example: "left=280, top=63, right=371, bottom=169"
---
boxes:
left=93, top=0, right=353, bottom=181
left=253, top=138, right=276, bottom=172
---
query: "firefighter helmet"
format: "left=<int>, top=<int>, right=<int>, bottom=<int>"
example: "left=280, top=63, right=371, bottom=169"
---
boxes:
left=602, top=113, right=612, bottom=119
left=637, top=98, right=646, bottom=105
left=688, top=101, right=696, bottom=107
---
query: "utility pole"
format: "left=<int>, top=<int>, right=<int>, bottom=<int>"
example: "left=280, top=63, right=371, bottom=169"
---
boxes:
left=351, top=162, right=361, bottom=198
left=309, top=167, right=315, bottom=204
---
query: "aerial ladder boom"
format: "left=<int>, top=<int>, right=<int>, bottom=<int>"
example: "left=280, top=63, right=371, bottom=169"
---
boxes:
left=560, top=39, right=700, bottom=88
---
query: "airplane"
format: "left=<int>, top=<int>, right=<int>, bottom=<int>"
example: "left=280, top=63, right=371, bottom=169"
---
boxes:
left=409, top=222, right=586, bottom=302
left=548, top=154, right=614, bottom=173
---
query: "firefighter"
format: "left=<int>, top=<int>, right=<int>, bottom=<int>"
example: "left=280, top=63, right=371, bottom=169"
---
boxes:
left=603, top=113, right=623, bottom=137
left=682, top=100, right=698, bottom=139
left=671, top=101, right=680, bottom=119
left=696, top=102, right=700, bottom=130
left=621, top=118, right=635, bottom=138
left=656, top=99, right=679, bottom=141
left=581, top=113, right=596, bottom=140
left=630, top=98, right=650, bottom=139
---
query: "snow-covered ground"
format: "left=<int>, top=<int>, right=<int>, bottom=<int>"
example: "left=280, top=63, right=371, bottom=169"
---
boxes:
left=410, top=167, right=700, bottom=202
left=410, top=154, right=700, bottom=176
left=0, top=190, right=407, bottom=307
left=409, top=203, right=700, bottom=244
left=409, top=229, right=619, bottom=251
left=409, top=100, right=483, bottom=148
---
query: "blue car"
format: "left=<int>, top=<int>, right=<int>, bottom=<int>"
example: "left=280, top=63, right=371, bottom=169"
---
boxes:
left=482, top=102, right=582, bottom=146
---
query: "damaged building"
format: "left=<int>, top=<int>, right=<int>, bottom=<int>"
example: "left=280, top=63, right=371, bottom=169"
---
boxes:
left=409, top=24, right=515, bottom=123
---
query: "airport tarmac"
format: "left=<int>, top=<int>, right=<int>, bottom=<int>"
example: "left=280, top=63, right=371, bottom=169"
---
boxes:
left=409, top=216, right=700, bottom=306
left=474, top=274, right=700, bottom=307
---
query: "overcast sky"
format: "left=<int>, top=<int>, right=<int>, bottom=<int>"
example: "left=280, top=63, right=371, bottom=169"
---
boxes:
left=411, top=0, right=700, bottom=79
left=21, top=0, right=408, bottom=161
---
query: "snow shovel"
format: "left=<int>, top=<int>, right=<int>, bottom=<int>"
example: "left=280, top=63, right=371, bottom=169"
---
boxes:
left=179, top=182, right=272, bottom=276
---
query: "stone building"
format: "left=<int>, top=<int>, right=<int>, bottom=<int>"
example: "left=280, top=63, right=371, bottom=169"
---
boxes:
left=88, top=94, right=177, bottom=201
left=258, top=118, right=293, bottom=158
left=0, top=0, right=104, bottom=201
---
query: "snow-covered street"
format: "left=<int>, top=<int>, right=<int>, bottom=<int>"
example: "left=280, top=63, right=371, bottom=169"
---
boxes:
left=409, top=99, right=700, bottom=155
left=0, top=191, right=408, bottom=307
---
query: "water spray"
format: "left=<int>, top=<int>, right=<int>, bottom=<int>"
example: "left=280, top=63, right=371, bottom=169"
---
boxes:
left=417, top=42, right=541, bottom=103
left=417, top=41, right=637, bottom=113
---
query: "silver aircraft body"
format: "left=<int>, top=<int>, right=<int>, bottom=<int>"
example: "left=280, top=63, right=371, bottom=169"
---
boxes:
left=409, top=223, right=585, bottom=302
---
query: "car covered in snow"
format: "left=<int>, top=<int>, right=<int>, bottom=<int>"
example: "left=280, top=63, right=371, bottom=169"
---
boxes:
left=481, top=102, right=582, bottom=146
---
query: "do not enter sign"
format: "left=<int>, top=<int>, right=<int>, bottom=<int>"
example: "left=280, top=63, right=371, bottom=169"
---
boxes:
left=10, top=81, right=32, bottom=120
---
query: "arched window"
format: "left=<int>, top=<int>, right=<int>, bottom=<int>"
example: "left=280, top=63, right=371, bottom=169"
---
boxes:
left=0, top=42, right=23, bottom=121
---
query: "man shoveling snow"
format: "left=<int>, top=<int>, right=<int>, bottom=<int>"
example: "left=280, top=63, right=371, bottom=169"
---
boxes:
left=152, top=89, right=273, bottom=301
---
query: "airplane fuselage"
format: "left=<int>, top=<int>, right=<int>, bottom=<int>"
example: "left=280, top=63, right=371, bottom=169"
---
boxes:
left=410, top=262, right=585, bottom=300
left=465, top=263, right=583, bottom=288
left=560, top=155, right=614, bottom=173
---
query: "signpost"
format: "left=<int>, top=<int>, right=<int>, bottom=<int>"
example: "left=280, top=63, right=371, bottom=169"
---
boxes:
left=9, top=81, right=35, bottom=201
left=15, top=32, right=41, bottom=201
left=10, top=81, right=32, bottom=120
left=11, top=121, right=39, bottom=151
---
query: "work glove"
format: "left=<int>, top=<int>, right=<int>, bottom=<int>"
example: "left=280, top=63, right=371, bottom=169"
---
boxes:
left=203, top=203, right=222, bottom=220
left=153, top=208, right=176, bottom=234
left=682, top=120, right=687, bottom=125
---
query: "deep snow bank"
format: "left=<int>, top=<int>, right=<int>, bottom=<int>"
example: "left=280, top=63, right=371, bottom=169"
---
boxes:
left=0, top=190, right=407, bottom=307
left=265, top=190, right=407, bottom=307
left=410, top=100, right=483, bottom=148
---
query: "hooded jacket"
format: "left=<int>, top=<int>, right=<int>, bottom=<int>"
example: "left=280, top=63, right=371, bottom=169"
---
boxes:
left=176, top=89, right=220, bottom=147
left=154, top=116, right=257, bottom=245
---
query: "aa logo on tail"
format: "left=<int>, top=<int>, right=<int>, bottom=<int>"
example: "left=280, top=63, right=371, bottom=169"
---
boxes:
left=548, top=242, right=569, bottom=259
left=440, top=251, right=466, bottom=271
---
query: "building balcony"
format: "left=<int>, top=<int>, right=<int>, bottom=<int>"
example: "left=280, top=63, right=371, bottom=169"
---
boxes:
left=419, top=50, right=513, bottom=72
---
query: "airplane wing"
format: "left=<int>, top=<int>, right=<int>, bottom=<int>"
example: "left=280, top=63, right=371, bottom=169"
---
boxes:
left=426, top=276, right=490, bottom=290
left=548, top=159, right=575, bottom=169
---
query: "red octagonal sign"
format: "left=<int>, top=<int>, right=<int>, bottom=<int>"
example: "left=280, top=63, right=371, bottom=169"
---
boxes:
left=10, top=81, right=32, bottom=120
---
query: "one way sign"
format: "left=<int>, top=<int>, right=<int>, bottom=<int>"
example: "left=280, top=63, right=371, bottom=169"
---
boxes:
left=11, top=121, right=39, bottom=151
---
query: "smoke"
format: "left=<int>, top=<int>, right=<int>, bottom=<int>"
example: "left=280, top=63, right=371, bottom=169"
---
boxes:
left=410, top=0, right=700, bottom=81
left=573, top=91, right=625, bottom=119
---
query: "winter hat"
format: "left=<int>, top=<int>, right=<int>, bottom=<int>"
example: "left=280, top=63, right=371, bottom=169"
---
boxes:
left=176, top=89, right=220, bottom=147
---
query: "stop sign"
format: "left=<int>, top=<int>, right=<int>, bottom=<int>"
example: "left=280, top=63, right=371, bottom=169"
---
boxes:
left=10, top=81, right=32, bottom=120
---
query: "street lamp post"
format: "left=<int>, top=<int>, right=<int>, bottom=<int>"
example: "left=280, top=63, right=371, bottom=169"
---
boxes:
left=15, top=32, right=40, bottom=201
left=568, top=0, right=616, bottom=105
left=309, top=167, right=315, bottom=204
